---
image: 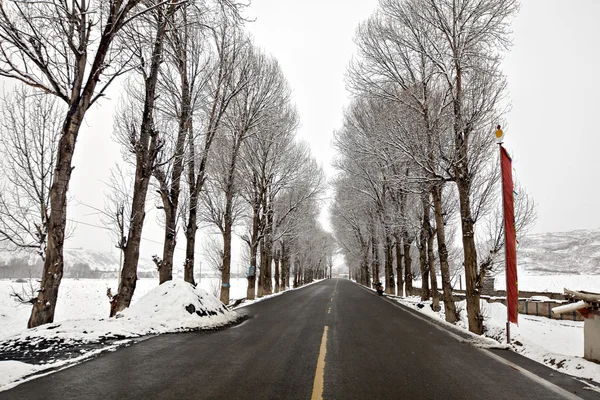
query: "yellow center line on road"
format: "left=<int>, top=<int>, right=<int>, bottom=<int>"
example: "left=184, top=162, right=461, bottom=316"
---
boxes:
left=311, top=326, right=329, bottom=400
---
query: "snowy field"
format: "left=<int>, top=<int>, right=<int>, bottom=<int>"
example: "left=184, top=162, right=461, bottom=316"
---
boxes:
left=494, top=274, right=600, bottom=293
left=0, top=277, right=256, bottom=391
left=394, top=296, right=600, bottom=385
left=0, top=277, right=249, bottom=338
left=413, top=274, right=600, bottom=295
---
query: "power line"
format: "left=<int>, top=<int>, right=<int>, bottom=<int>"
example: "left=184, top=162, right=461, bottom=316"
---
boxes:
left=72, top=200, right=246, bottom=260
left=67, top=218, right=109, bottom=230
left=67, top=218, right=208, bottom=257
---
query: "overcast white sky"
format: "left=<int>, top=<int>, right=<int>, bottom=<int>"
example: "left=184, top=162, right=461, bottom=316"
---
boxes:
left=44, top=0, right=600, bottom=267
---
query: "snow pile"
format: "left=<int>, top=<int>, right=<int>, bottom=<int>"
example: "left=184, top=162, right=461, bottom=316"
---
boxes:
left=395, top=297, right=600, bottom=383
left=121, top=280, right=235, bottom=333
left=0, top=277, right=254, bottom=338
left=0, top=280, right=239, bottom=391
left=0, top=279, right=159, bottom=338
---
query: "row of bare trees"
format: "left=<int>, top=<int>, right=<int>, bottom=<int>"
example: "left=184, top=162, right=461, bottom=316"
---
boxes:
left=0, top=0, right=331, bottom=328
left=331, top=0, right=534, bottom=335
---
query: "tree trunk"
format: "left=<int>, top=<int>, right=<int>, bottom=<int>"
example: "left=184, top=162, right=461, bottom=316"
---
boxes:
left=247, top=273, right=256, bottom=299
left=247, top=200, right=260, bottom=300
left=262, top=191, right=274, bottom=296
left=452, top=57, right=482, bottom=333
left=431, top=185, right=457, bottom=323
left=426, top=220, right=440, bottom=312
left=114, top=129, right=159, bottom=314
left=274, top=249, right=281, bottom=293
left=183, top=111, right=198, bottom=285
left=384, top=232, right=394, bottom=294
left=219, top=133, right=243, bottom=305
left=263, top=240, right=273, bottom=295
left=395, top=234, right=403, bottom=296
left=257, top=239, right=265, bottom=298
left=28, top=111, right=83, bottom=328
left=183, top=192, right=197, bottom=285
left=281, top=242, right=288, bottom=290
left=418, top=226, right=430, bottom=301
left=183, top=50, right=226, bottom=285
left=157, top=96, right=188, bottom=283
left=158, top=205, right=176, bottom=284
left=363, top=244, right=371, bottom=287
left=456, top=177, right=482, bottom=333
left=403, top=233, right=413, bottom=295
left=371, top=236, right=379, bottom=287
left=418, top=193, right=431, bottom=301
left=293, top=262, right=300, bottom=288
left=114, top=9, right=171, bottom=314
left=220, top=222, right=232, bottom=305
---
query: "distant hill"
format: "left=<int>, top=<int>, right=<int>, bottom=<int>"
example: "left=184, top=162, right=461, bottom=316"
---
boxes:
left=517, top=228, right=600, bottom=275
left=62, top=248, right=157, bottom=274
left=3, top=228, right=599, bottom=280
left=0, top=248, right=158, bottom=279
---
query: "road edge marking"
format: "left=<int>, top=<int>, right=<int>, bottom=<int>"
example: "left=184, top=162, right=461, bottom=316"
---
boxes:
left=481, top=347, right=582, bottom=400
left=353, top=282, right=583, bottom=400
left=311, top=326, right=329, bottom=400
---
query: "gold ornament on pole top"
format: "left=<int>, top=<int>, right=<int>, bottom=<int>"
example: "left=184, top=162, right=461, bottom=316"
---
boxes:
left=495, top=124, right=504, bottom=144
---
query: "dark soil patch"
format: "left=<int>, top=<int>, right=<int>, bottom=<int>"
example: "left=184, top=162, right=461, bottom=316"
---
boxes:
left=0, top=312, right=250, bottom=366
left=0, top=333, right=134, bottom=365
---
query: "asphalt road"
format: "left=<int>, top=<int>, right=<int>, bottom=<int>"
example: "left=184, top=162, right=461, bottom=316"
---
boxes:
left=2, top=279, right=598, bottom=399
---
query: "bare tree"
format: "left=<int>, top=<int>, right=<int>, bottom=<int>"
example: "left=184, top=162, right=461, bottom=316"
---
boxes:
left=0, top=86, right=62, bottom=259
left=272, top=146, right=326, bottom=292
left=344, top=0, right=519, bottom=334
left=330, top=177, right=373, bottom=287
left=199, top=131, right=247, bottom=303
left=400, top=0, right=518, bottom=334
left=348, top=8, right=460, bottom=317
left=111, top=0, right=184, bottom=315
left=181, top=10, right=248, bottom=286
left=212, top=47, right=292, bottom=304
left=151, top=3, right=224, bottom=284
left=237, top=107, right=321, bottom=299
left=0, top=0, right=166, bottom=326
left=103, top=165, right=135, bottom=258
left=100, top=163, right=137, bottom=313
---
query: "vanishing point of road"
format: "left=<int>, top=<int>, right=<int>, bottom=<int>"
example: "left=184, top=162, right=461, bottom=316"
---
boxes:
left=3, top=279, right=599, bottom=399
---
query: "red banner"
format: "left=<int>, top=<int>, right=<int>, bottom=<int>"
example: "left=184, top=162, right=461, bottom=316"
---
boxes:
left=501, top=146, right=518, bottom=324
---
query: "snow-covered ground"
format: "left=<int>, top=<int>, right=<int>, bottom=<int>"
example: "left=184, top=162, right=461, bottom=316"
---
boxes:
left=0, top=277, right=249, bottom=337
left=393, top=296, right=600, bottom=384
left=413, top=273, right=600, bottom=295
left=494, top=273, right=600, bottom=293
left=0, top=277, right=252, bottom=391
left=2, top=276, right=598, bottom=391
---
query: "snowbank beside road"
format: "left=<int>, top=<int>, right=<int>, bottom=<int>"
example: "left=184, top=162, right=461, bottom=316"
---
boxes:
left=0, top=281, right=239, bottom=391
left=0, top=277, right=250, bottom=337
left=122, top=280, right=235, bottom=332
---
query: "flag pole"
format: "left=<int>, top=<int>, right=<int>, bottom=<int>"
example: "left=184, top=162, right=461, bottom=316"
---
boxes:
left=496, top=125, right=510, bottom=344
